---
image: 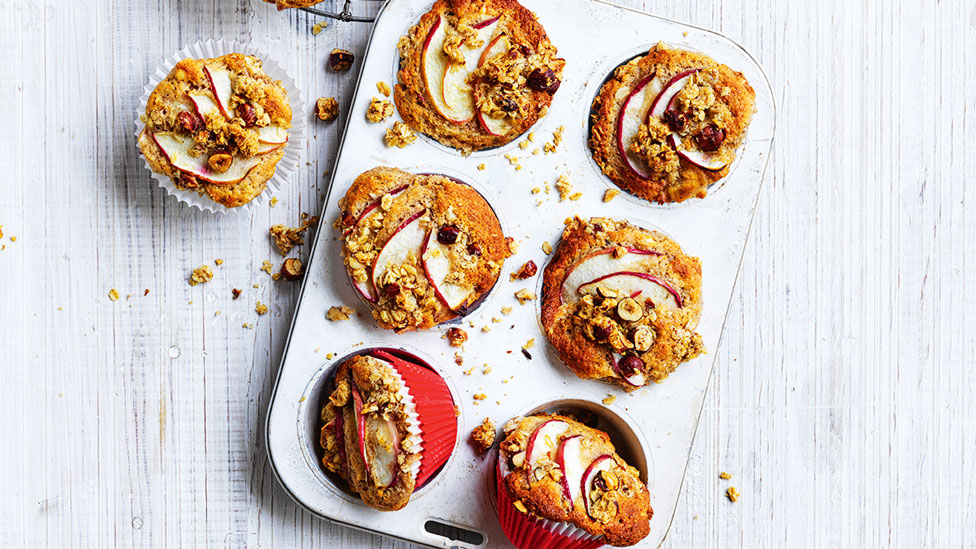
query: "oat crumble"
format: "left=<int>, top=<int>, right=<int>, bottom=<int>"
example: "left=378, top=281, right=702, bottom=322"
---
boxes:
left=256, top=301, right=269, bottom=315
left=189, top=265, right=214, bottom=286
left=315, top=97, right=339, bottom=122
left=366, top=97, right=394, bottom=123
left=385, top=121, right=416, bottom=148
left=327, top=305, right=354, bottom=321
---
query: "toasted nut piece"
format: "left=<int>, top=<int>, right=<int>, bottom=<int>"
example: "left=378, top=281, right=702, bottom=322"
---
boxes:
left=445, top=327, right=468, bottom=347
left=513, top=500, right=528, bottom=514
left=207, top=153, right=233, bottom=174
left=315, top=97, right=339, bottom=121
left=280, top=258, right=303, bottom=281
left=533, top=467, right=546, bottom=481
left=510, top=260, right=538, bottom=281
left=596, top=285, right=618, bottom=299
left=608, top=330, right=634, bottom=352
left=600, top=470, right=619, bottom=490
left=512, top=451, right=526, bottom=468
left=329, top=49, right=354, bottom=71
left=632, top=325, right=654, bottom=352
left=617, top=297, right=643, bottom=322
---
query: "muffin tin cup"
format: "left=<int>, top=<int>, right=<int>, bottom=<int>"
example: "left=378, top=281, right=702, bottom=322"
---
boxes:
left=266, top=0, right=774, bottom=546
left=135, top=38, right=307, bottom=215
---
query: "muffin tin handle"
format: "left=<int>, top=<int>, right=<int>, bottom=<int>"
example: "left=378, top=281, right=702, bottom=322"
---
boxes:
left=299, top=0, right=380, bottom=23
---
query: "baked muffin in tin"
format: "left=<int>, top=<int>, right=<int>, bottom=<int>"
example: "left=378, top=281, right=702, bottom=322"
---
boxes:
left=263, top=0, right=322, bottom=9
left=336, top=167, right=510, bottom=331
left=138, top=54, right=291, bottom=208
left=395, top=0, right=565, bottom=153
left=590, top=43, right=755, bottom=203
left=496, top=413, right=652, bottom=547
left=541, top=217, right=705, bottom=391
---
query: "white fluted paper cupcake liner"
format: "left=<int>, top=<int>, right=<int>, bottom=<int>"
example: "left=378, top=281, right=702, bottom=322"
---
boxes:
left=134, top=39, right=307, bottom=215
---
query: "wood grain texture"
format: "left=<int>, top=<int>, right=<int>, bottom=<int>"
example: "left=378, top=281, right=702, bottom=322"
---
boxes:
left=0, top=0, right=973, bottom=547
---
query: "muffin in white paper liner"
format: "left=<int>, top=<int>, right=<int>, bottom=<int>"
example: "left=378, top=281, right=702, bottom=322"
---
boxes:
left=134, top=39, right=306, bottom=214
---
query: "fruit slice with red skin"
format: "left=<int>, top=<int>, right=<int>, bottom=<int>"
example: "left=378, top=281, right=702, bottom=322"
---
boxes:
left=151, top=132, right=261, bottom=185
left=474, top=34, right=513, bottom=136
left=371, top=211, right=427, bottom=295
left=204, top=66, right=234, bottom=119
left=667, top=133, right=727, bottom=171
left=256, top=141, right=286, bottom=155
left=616, top=75, right=663, bottom=179
left=648, top=69, right=699, bottom=120
left=556, top=435, right=585, bottom=505
left=611, top=353, right=647, bottom=387
left=421, top=229, right=474, bottom=311
left=559, top=247, right=661, bottom=304
left=577, top=271, right=682, bottom=309
left=581, top=454, right=614, bottom=515
left=365, top=415, right=401, bottom=488
left=333, top=408, right=347, bottom=473
left=351, top=384, right=369, bottom=477
left=256, top=125, right=288, bottom=145
left=423, top=15, right=473, bottom=123
left=343, top=185, right=410, bottom=236
left=525, top=419, right=569, bottom=471
left=442, top=17, right=500, bottom=117
left=189, top=92, right=221, bottom=120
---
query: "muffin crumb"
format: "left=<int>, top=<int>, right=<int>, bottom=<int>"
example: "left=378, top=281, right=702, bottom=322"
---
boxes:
left=327, top=305, right=354, bottom=321
left=270, top=216, right=318, bottom=256
left=366, top=97, right=394, bottom=123
left=255, top=301, right=269, bottom=315
left=515, top=289, right=536, bottom=304
left=260, top=260, right=274, bottom=275
left=603, top=189, right=621, bottom=202
left=189, top=265, right=214, bottom=286
left=311, top=22, right=328, bottom=35
left=315, top=97, right=339, bottom=121
left=445, top=327, right=468, bottom=347
left=720, top=472, right=732, bottom=480
left=541, top=241, right=552, bottom=255
left=376, top=81, right=391, bottom=97
left=726, top=486, right=740, bottom=502
left=470, top=417, right=496, bottom=453
left=108, top=289, right=120, bottom=301
left=385, top=121, right=417, bottom=148
left=602, top=394, right=617, bottom=405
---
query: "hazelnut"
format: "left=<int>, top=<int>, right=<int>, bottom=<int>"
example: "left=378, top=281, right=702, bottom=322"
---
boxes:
left=596, top=285, right=618, bottom=299
left=533, top=467, right=546, bottom=481
left=280, top=258, right=303, bottom=281
left=617, top=297, right=643, bottom=322
left=437, top=225, right=460, bottom=245
left=466, top=243, right=481, bottom=257
left=600, top=470, right=619, bottom=490
left=632, top=325, right=655, bottom=352
left=663, top=109, right=688, bottom=133
left=608, top=330, right=634, bottom=352
left=207, top=153, right=233, bottom=174
left=617, top=355, right=643, bottom=377
left=236, top=103, right=257, bottom=127
left=697, top=125, right=726, bottom=151
left=383, top=283, right=401, bottom=298
left=526, top=68, right=561, bottom=94
left=511, top=260, right=538, bottom=281
left=315, top=97, right=339, bottom=121
left=511, top=451, right=526, bottom=468
left=593, top=324, right=612, bottom=341
left=445, top=327, right=468, bottom=347
left=329, top=49, right=354, bottom=72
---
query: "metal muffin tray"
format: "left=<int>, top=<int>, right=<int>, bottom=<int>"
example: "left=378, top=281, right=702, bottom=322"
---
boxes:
left=265, top=0, right=775, bottom=547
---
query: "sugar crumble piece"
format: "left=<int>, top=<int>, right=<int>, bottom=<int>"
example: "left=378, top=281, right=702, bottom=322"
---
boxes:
left=214, top=259, right=224, bottom=266
left=501, top=306, right=513, bottom=315
left=366, top=97, right=394, bottom=123
left=252, top=283, right=260, bottom=289
left=242, top=322, right=254, bottom=329
left=477, top=163, right=486, bottom=171
left=491, top=317, right=501, bottom=323
left=269, top=215, right=319, bottom=256
left=515, top=289, right=536, bottom=304
left=541, top=241, right=553, bottom=255
left=482, top=365, right=492, bottom=374
left=9, top=236, right=15, bottom=242
left=376, top=80, right=391, bottom=97
left=260, top=260, right=274, bottom=275
left=255, top=301, right=269, bottom=315
left=311, top=21, right=328, bottom=35
left=470, top=417, right=496, bottom=453
left=522, top=338, right=535, bottom=349
left=603, top=189, right=621, bottom=202
left=726, top=486, right=740, bottom=502
left=189, top=265, right=214, bottom=286
left=531, top=187, right=541, bottom=195
left=464, top=367, right=475, bottom=376
left=602, top=394, right=617, bottom=405
left=270, top=196, right=279, bottom=207
left=519, top=140, right=531, bottom=150
left=315, top=97, right=339, bottom=121
left=326, top=305, right=354, bottom=321
left=108, top=289, right=120, bottom=301
left=326, top=352, right=335, bottom=359
left=473, top=392, right=486, bottom=402
left=481, top=326, right=491, bottom=333
left=720, top=472, right=732, bottom=480
left=527, top=132, right=536, bottom=142
left=385, top=121, right=417, bottom=148
left=445, top=327, right=468, bottom=347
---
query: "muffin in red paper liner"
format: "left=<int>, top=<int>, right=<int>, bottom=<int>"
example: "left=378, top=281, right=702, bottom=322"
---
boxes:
left=495, top=413, right=652, bottom=547
left=318, top=349, right=457, bottom=510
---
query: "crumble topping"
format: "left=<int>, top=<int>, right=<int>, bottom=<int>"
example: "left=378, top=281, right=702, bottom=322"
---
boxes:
left=269, top=215, right=318, bottom=256
left=366, top=97, right=394, bottom=123
left=316, top=97, right=339, bottom=121
left=470, top=417, right=496, bottom=453
left=446, top=327, right=468, bottom=347
left=327, top=305, right=354, bottom=321
left=385, top=121, right=417, bottom=148
left=189, top=265, right=214, bottom=286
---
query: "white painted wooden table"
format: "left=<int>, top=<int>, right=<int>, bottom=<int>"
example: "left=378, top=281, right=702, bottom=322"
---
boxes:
left=1, top=0, right=974, bottom=547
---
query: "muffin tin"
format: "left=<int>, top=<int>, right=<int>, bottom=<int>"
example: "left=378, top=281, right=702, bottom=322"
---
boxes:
left=265, top=0, right=774, bottom=547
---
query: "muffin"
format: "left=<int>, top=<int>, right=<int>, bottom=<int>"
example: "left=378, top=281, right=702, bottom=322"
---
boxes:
left=590, top=43, right=755, bottom=203
left=335, top=167, right=510, bottom=331
left=262, top=0, right=322, bottom=9
left=541, top=217, right=705, bottom=391
left=395, top=0, right=565, bottom=153
left=319, top=349, right=458, bottom=511
left=138, top=54, right=292, bottom=208
left=496, top=413, right=652, bottom=547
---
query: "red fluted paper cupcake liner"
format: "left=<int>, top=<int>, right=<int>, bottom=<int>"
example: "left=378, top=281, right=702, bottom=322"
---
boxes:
left=495, top=460, right=605, bottom=549
left=370, top=349, right=458, bottom=489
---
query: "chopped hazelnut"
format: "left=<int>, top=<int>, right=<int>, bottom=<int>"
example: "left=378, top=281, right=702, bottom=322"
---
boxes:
left=446, top=327, right=468, bottom=347
left=315, top=97, right=339, bottom=121
left=207, top=153, right=233, bottom=174
left=329, top=48, right=354, bottom=71
left=617, top=297, right=643, bottom=322
left=632, top=325, right=655, bottom=352
left=108, top=289, right=120, bottom=301
left=515, top=289, right=536, bottom=304
left=280, top=258, right=303, bottom=281
left=232, top=288, right=242, bottom=300
left=510, top=260, right=538, bottom=281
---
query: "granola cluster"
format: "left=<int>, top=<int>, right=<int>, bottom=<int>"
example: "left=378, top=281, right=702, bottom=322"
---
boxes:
left=470, top=35, right=564, bottom=128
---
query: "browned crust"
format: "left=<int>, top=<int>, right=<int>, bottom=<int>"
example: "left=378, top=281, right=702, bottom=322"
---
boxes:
left=137, top=54, right=292, bottom=208
left=540, top=217, right=704, bottom=391
left=500, top=414, right=652, bottom=546
left=394, top=0, right=562, bottom=153
left=590, top=44, right=755, bottom=203
left=337, top=167, right=509, bottom=331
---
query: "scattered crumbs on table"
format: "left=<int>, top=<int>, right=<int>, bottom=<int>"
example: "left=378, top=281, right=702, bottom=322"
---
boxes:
left=108, top=289, right=119, bottom=301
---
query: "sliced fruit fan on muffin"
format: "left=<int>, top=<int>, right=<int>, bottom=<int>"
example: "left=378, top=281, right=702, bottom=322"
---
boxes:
left=591, top=43, right=755, bottom=203
left=138, top=54, right=292, bottom=208
left=335, top=167, right=511, bottom=331
left=541, top=217, right=705, bottom=391
left=497, top=413, right=652, bottom=547
left=395, top=0, right=565, bottom=153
